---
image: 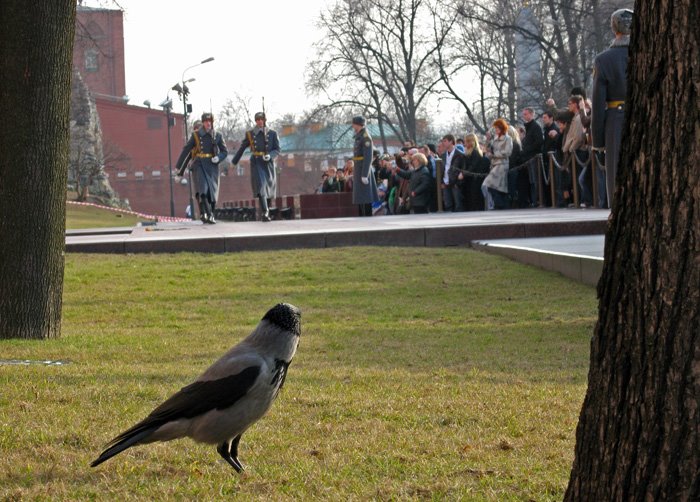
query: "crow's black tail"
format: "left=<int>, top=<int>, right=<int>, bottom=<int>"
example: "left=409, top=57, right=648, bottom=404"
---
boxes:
left=90, top=425, right=158, bottom=467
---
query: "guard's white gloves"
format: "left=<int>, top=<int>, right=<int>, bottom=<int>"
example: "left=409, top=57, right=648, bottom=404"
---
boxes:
left=361, top=176, right=369, bottom=185
left=263, top=154, right=271, bottom=162
left=211, top=156, right=220, bottom=164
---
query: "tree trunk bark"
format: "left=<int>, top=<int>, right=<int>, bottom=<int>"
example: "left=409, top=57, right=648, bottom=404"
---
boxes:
left=565, top=0, right=699, bottom=500
left=0, top=1, right=76, bottom=339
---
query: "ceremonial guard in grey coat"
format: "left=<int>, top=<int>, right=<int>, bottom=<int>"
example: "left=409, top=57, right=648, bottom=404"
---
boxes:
left=175, top=113, right=227, bottom=224
left=231, top=112, right=281, bottom=222
left=591, top=9, right=633, bottom=207
left=350, top=116, right=379, bottom=216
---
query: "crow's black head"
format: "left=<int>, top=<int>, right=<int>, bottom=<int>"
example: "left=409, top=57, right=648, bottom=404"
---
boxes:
left=263, top=303, right=301, bottom=337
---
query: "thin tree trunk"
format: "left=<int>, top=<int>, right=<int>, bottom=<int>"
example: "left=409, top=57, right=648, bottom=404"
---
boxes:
left=0, top=1, right=76, bottom=339
left=565, top=0, right=699, bottom=499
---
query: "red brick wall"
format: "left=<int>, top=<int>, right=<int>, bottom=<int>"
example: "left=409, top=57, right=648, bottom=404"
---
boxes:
left=74, top=8, right=126, bottom=99
left=107, top=166, right=321, bottom=217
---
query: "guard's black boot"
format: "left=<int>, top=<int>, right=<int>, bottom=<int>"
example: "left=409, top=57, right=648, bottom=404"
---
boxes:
left=209, top=201, right=217, bottom=224
left=259, top=196, right=271, bottom=222
left=200, top=198, right=212, bottom=223
left=198, top=199, right=209, bottom=223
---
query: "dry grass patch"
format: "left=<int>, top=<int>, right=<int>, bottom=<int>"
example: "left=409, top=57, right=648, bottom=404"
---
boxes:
left=0, top=248, right=595, bottom=500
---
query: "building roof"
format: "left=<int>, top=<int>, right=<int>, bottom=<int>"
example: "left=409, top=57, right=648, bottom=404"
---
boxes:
left=279, top=124, right=400, bottom=153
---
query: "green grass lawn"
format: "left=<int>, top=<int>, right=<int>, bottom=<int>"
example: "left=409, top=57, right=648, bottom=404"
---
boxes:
left=0, top=248, right=596, bottom=500
left=66, top=203, right=148, bottom=229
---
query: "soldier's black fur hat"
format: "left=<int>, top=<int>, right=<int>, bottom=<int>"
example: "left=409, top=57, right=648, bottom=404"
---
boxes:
left=611, top=9, right=633, bottom=35
left=352, top=116, right=366, bottom=126
left=201, top=112, right=214, bottom=122
left=255, top=112, right=266, bottom=121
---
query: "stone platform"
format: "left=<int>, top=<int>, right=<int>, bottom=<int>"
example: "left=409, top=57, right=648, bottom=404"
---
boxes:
left=66, top=208, right=609, bottom=255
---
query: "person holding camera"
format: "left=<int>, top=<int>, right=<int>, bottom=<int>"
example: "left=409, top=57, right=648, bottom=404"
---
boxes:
left=231, top=112, right=281, bottom=222
left=322, top=167, right=342, bottom=193
left=391, top=152, right=432, bottom=214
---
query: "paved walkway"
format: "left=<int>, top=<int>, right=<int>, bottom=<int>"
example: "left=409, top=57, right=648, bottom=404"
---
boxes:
left=66, top=208, right=610, bottom=255
left=473, top=235, right=605, bottom=286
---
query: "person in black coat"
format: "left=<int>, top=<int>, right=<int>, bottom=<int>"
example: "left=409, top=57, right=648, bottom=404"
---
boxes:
left=519, top=107, right=544, bottom=206
left=457, top=133, right=489, bottom=211
left=541, top=111, right=560, bottom=206
left=439, top=134, right=467, bottom=211
left=507, top=128, right=523, bottom=207
left=392, top=152, right=432, bottom=214
left=322, top=167, right=342, bottom=193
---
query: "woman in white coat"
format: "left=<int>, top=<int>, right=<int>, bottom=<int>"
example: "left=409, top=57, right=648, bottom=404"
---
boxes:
left=482, top=118, right=513, bottom=210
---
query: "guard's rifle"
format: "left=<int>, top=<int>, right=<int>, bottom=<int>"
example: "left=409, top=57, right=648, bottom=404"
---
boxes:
left=262, top=97, right=269, bottom=155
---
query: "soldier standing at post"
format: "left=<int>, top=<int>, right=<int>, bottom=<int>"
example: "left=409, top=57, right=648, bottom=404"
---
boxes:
left=231, top=112, right=280, bottom=222
left=350, top=116, right=379, bottom=216
left=591, top=8, right=633, bottom=208
left=175, top=112, right=227, bottom=224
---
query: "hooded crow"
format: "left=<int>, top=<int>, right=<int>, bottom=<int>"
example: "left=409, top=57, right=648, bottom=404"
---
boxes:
left=91, top=303, right=301, bottom=472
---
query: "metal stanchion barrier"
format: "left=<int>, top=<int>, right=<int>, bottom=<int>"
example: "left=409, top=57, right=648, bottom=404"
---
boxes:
left=436, top=158, right=444, bottom=212
left=549, top=153, right=556, bottom=208
left=570, top=153, right=579, bottom=208
left=537, top=154, right=545, bottom=207
left=590, top=149, right=599, bottom=208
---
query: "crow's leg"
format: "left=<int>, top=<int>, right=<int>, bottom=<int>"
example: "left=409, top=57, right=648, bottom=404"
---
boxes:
left=217, top=440, right=242, bottom=473
left=230, top=434, right=245, bottom=472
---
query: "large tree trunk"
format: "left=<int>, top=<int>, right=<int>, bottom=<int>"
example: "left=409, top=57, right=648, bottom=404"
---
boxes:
left=565, top=0, right=699, bottom=500
left=0, top=1, right=76, bottom=339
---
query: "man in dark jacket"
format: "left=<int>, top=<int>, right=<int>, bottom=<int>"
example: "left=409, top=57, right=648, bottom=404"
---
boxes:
left=440, top=134, right=466, bottom=211
left=541, top=111, right=560, bottom=206
left=541, top=111, right=560, bottom=155
left=519, top=107, right=544, bottom=206
left=231, top=112, right=280, bottom=222
left=175, top=112, right=227, bottom=224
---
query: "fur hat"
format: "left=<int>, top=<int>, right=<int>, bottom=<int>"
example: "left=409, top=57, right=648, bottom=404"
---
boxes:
left=492, top=118, right=509, bottom=133
left=352, top=115, right=366, bottom=126
left=201, top=112, right=214, bottom=122
left=611, top=9, right=633, bottom=35
left=254, top=112, right=266, bottom=121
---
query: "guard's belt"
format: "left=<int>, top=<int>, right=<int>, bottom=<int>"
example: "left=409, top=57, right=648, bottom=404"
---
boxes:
left=196, top=153, right=214, bottom=158
left=353, top=156, right=364, bottom=161
left=252, top=152, right=266, bottom=157
left=607, top=100, right=625, bottom=109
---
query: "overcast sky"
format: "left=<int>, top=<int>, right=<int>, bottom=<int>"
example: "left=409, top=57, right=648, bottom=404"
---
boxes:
left=82, top=0, right=331, bottom=122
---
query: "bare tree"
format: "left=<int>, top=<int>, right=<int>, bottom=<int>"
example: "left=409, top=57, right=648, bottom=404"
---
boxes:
left=307, top=0, right=448, bottom=145
left=435, top=0, right=633, bottom=124
left=216, top=93, right=254, bottom=147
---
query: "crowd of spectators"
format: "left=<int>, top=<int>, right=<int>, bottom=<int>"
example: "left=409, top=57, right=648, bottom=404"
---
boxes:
left=317, top=89, right=608, bottom=214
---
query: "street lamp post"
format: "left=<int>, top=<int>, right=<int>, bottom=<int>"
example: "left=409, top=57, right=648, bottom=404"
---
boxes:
left=171, top=57, right=214, bottom=220
left=177, top=56, right=215, bottom=141
left=160, top=98, right=176, bottom=217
